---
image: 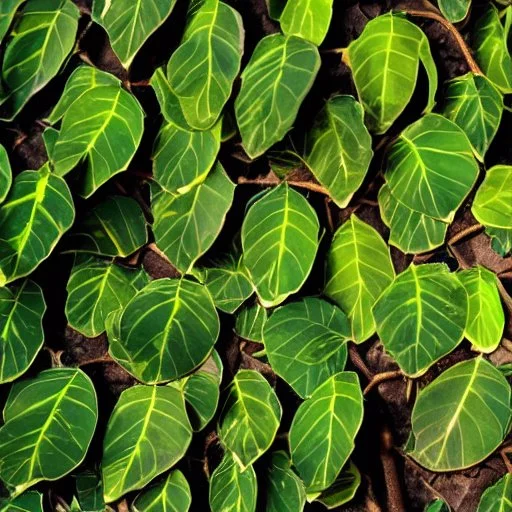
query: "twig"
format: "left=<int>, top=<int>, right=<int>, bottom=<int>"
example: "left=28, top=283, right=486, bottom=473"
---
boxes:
left=380, top=425, right=406, bottom=512
left=325, top=197, right=334, bottom=231
left=497, top=278, right=512, bottom=315
left=348, top=343, right=373, bottom=380
left=402, top=8, right=481, bottom=74
left=359, top=198, right=379, bottom=207
left=78, top=354, right=114, bottom=367
left=364, top=370, right=404, bottom=395
left=447, top=223, right=483, bottom=246
left=499, top=271, right=512, bottom=280
left=237, top=175, right=329, bottom=196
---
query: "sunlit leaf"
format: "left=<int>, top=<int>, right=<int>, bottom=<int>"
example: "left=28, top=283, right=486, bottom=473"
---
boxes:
left=441, top=72, right=503, bottom=162
left=102, top=385, right=192, bottom=503
left=290, top=372, right=363, bottom=492
left=0, top=279, right=45, bottom=384
left=458, top=266, right=504, bottom=354
left=384, top=114, right=478, bottom=222
left=344, top=12, right=437, bottom=133
left=151, top=163, right=234, bottom=273
left=235, top=34, right=320, bottom=158
left=235, top=302, right=268, bottom=342
left=438, top=0, right=471, bottom=22
left=42, top=126, right=59, bottom=162
left=378, top=183, right=449, bottom=254
left=0, top=491, right=43, bottom=512
left=65, top=257, right=148, bottom=338
left=265, top=451, right=306, bottom=511
left=263, top=298, right=349, bottom=398
left=241, top=183, right=320, bottom=307
left=109, top=278, right=219, bottom=384
left=0, top=0, right=25, bottom=43
left=0, top=0, right=80, bottom=120
left=477, top=473, right=512, bottom=512
left=304, top=95, right=373, bottom=208
left=487, top=226, right=512, bottom=257
left=0, top=166, right=75, bottom=286
left=0, top=368, right=98, bottom=495
left=92, top=0, right=178, bottom=69
left=0, top=144, right=12, bottom=204
left=167, top=0, right=244, bottom=130
left=209, top=452, right=257, bottom=512
left=75, top=470, right=104, bottom=512
left=473, top=6, right=512, bottom=93
left=52, top=85, right=145, bottom=198
left=132, top=470, right=191, bottom=512
left=218, top=369, right=282, bottom=470
left=315, top=461, right=361, bottom=509
left=324, top=215, right=395, bottom=343
left=409, top=357, right=511, bottom=471
left=280, top=0, right=333, bottom=45
left=373, top=263, right=467, bottom=377
left=63, top=196, right=148, bottom=258
left=152, top=120, right=221, bottom=194
left=472, top=165, right=512, bottom=229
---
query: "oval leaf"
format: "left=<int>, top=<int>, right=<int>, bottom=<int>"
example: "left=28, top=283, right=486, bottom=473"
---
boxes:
left=0, top=0, right=25, bottom=43
left=280, top=0, right=333, bottom=45
left=316, top=461, right=361, bottom=510
left=235, top=302, right=268, bottom=342
left=0, top=144, right=12, bottom=203
left=477, top=473, right=512, bottom=512
left=0, top=491, right=43, bottom=512
left=438, top=0, right=471, bottom=22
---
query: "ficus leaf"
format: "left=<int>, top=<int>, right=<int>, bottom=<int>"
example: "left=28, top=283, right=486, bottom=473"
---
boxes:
left=235, top=33, right=320, bottom=158
left=0, top=491, right=43, bottom=512
left=477, top=473, right=512, bottom=512
left=304, top=95, right=373, bottom=208
left=167, top=0, right=244, bottom=130
left=315, top=461, right=361, bottom=509
left=241, top=183, right=320, bottom=307
left=0, top=0, right=25, bottom=43
left=235, top=302, right=268, bottom=342
left=344, top=12, right=437, bottom=133
left=74, top=470, right=104, bottom=512
left=0, top=279, right=45, bottom=384
left=102, top=385, right=192, bottom=503
left=373, top=263, right=468, bottom=377
left=409, top=357, right=511, bottom=471
left=263, top=297, right=349, bottom=398
left=0, top=368, right=98, bottom=495
left=92, top=0, right=178, bottom=69
left=289, top=372, right=364, bottom=493
left=438, top=0, right=471, bottom=22
left=218, top=369, right=282, bottom=470
left=324, top=215, right=395, bottom=343
left=425, top=499, right=450, bottom=512
left=0, top=144, right=12, bottom=203
left=486, top=226, right=512, bottom=258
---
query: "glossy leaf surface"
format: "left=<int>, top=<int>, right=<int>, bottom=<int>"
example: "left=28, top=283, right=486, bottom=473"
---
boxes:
left=477, top=473, right=512, bottom=512
left=0, top=0, right=25, bottom=43
left=439, top=0, right=471, bottom=22
left=235, top=302, right=268, bottom=342
left=280, top=0, right=333, bottom=45
left=0, top=144, right=12, bottom=203
left=316, top=461, right=361, bottom=509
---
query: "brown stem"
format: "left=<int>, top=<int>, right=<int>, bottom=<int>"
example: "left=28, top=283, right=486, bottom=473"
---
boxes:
left=117, top=499, right=129, bottom=512
left=359, top=198, right=379, bottom=207
left=348, top=343, right=373, bottom=380
left=499, top=271, right=512, bottom=280
left=447, top=223, right=483, bottom=246
left=147, top=242, right=173, bottom=265
left=325, top=197, right=334, bottom=231
left=237, top=175, right=329, bottom=196
left=402, top=8, right=481, bottom=74
left=497, top=278, right=512, bottom=315
left=364, top=370, right=404, bottom=395
left=412, top=250, right=437, bottom=264
left=78, top=354, right=114, bottom=367
left=380, top=425, right=406, bottom=512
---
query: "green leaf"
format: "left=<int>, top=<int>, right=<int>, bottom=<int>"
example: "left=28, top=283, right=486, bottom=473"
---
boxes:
left=425, top=499, right=450, bottom=512
left=477, top=473, right=512, bottom=512
left=280, top=0, right=333, bottom=45
left=384, top=114, right=478, bottom=222
left=0, top=144, right=12, bottom=204
left=63, top=196, right=148, bottom=258
left=151, top=162, right=234, bottom=273
left=235, top=34, right=320, bottom=158
left=75, top=470, right=104, bottom=512
left=92, top=0, right=178, bottom=69
left=0, top=279, right=45, bottom=384
left=42, top=126, right=59, bottom=162
left=132, top=470, right=191, bottom=512
left=218, top=369, right=282, bottom=469
left=102, top=385, right=192, bottom=503
left=441, top=72, right=503, bottom=162
left=344, top=12, right=437, bottom=133
left=487, top=226, right=512, bottom=257
left=265, top=451, right=306, bottom=512
left=152, top=120, right=221, bottom=194
left=315, top=461, right=361, bottom=509
left=235, top=302, right=268, bottom=342
left=458, top=266, right=504, bottom=354
left=203, top=261, right=253, bottom=313
left=378, top=183, right=449, bottom=254
left=179, top=350, right=223, bottom=431
left=0, top=166, right=75, bottom=286
left=52, top=85, right=145, bottom=198
left=241, top=183, right=320, bottom=307
left=209, top=452, right=257, bottom=512
left=373, top=263, right=467, bottom=377
left=472, top=165, right=512, bottom=230
left=263, top=298, right=349, bottom=398
left=65, top=258, right=148, bottom=338
left=324, top=215, right=395, bottom=343
left=0, top=0, right=80, bottom=120
left=167, top=0, right=244, bottom=130
left=0, top=368, right=98, bottom=495
left=438, top=0, right=471, bottom=22
left=473, top=6, right=512, bottom=93
left=0, top=491, right=43, bottom=512
left=0, top=0, right=25, bottom=43
left=109, top=278, right=219, bottom=384
left=266, top=0, right=287, bottom=20
left=409, top=357, right=511, bottom=471
left=45, top=65, right=121, bottom=125
left=304, top=95, right=373, bottom=208
left=289, top=372, right=363, bottom=492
